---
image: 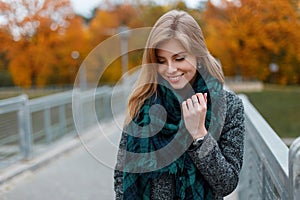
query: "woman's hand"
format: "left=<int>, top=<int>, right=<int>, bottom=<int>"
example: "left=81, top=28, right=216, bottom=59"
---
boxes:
left=182, top=93, right=208, bottom=140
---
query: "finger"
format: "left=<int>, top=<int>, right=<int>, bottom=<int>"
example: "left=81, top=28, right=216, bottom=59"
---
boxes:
left=191, top=95, right=201, bottom=111
left=186, top=98, right=193, bottom=110
left=203, top=93, right=208, bottom=103
left=195, top=93, right=203, bottom=103
left=182, top=101, right=188, bottom=113
left=196, top=93, right=207, bottom=108
left=191, top=95, right=199, bottom=106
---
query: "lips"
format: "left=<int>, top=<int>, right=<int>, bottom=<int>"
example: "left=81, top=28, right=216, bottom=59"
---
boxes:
left=167, top=74, right=184, bottom=83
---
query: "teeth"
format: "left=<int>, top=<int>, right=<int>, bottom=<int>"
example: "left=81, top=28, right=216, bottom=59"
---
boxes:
left=169, top=76, right=180, bottom=81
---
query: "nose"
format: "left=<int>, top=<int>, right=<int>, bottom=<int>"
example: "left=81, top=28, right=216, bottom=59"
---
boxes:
left=166, top=61, right=177, bottom=74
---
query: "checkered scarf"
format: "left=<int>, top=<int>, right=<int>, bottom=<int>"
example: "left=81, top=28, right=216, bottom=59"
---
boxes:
left=122, top=69, right=222, bottom=199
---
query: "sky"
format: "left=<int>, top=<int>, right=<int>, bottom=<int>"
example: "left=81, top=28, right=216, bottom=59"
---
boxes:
left=69, top=0, right=213, bottom=18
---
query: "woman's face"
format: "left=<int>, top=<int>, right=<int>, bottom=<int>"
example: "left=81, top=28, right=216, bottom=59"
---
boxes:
left=156, top=39, right=197, bottom=90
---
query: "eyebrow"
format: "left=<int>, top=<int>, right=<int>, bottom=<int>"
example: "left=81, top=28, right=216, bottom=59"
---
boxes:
left=157, top=51, right=187, bottom=58
left=173, top=51, right=187, bottom=56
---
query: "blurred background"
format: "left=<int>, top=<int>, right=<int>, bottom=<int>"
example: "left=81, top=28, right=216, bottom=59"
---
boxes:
left=0, top=1, right=299, bottom=199
left=0, top=0, right=299, bottom=137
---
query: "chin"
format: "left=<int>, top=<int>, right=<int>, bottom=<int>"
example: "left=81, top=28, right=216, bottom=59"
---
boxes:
left=171, top=85, right=184, bottom=90
left=169, top=82, right=189, bottom=90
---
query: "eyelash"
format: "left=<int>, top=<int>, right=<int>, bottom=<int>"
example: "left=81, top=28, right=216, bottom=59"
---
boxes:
left=176, top=57, right=185, bottom=61
left=157, top=56, right=185, bottom=64
left=157, top=59, right=165, bottom=64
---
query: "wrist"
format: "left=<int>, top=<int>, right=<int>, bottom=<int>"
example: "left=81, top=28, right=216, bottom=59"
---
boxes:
left=192, top=130, right=207, bottom=146
left=192, top=129, right=207, bottom=141
left=192, top=136, right=204, bottom=145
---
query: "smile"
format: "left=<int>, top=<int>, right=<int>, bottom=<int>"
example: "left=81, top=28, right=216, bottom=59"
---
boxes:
left=167, top=74, right=184, bottom=82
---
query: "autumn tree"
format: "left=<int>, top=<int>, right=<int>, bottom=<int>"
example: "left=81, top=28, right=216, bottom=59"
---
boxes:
left=0, top=1, right=15, bottom=86
left=0, top=29, right=13, bottom=86
left=87, top=3, right=146, bottom=84
left=46, top=15, right=88, bottom=86
left=203, top=0, right=300, bottom=84
left=136, top=3, right=166, bottom=27
left=0, top=0, right=86, bottom=87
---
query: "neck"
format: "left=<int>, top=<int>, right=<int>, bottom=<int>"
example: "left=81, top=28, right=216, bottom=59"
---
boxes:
left=174, top=73, right=198, bottom=100
left=174, top=86, right=194, bottom=100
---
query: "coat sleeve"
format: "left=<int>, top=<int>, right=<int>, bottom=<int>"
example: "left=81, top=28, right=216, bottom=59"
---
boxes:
left=114, top=131, right=128, bottom=200
left=188, top=91, right=245, bottom=197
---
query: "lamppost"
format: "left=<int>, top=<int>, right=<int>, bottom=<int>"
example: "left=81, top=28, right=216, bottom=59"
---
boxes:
left=71, top=50, right=87, bottom=90
left=119, top=24, right=130, bottom=83
left=269, top=62, right=279, bottom=84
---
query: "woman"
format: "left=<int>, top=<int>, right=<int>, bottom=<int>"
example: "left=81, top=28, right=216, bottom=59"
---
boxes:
left=114, top=10, right=245, bottom=200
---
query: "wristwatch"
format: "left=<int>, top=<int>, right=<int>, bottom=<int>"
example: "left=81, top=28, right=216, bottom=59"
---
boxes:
left=193, top=135, right=205, bottom=146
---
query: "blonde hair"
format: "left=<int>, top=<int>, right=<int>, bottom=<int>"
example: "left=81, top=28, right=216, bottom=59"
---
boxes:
left=125, top=10, right=224, bottom=124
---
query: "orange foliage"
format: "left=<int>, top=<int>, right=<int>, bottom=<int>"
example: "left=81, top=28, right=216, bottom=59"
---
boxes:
left=203, top=0, right=300, bottom=84
left=1, top=0, right=87, bottom=87
left=1, top=0, right=299, bottom=87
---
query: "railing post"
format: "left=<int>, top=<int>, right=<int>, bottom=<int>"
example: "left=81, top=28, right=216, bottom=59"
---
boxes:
left=72, top=89, right=85, bottom=135
left=104, top=90, right=112, bottom=119
left=44, top=107, right=52, bottom=144
left=289, top=137, right=300, bottom=200
left=59, top=105, right=66, bottom=136
left=18, top=94, right=32, bottom=160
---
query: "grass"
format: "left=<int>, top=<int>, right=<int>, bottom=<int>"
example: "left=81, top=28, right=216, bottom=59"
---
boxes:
left=241, top=84, right=300, bottom=138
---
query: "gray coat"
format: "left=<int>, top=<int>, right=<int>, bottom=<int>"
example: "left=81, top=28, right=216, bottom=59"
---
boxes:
left=114, top=90, right=245, bottom=200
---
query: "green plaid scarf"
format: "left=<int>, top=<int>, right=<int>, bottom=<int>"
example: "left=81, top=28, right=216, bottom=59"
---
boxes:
left=122, top=69, right=223, bottom=200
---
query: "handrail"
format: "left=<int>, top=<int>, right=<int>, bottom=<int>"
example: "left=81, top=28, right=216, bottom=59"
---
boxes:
left=28, top=90, right=73, bottom=112
left=0, top=94, right=28, bottom=114
left=237, top=94, right=300, bottom=200
left=0, top=84, right=132, bottom=168
left=289, top=137, right=300, bottom=199
left=0, top=94, right=31, bottom=161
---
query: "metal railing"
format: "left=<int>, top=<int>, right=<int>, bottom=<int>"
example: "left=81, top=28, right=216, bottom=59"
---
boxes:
left=0, top=84, right=131, bottom=169
left=238, top=95, right=300, bottom=200
left=0, top=95, right=30, bottom=167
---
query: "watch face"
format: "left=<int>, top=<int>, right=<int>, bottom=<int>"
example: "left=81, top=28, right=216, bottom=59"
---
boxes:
left=193, top=139, right=203, bottom=146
